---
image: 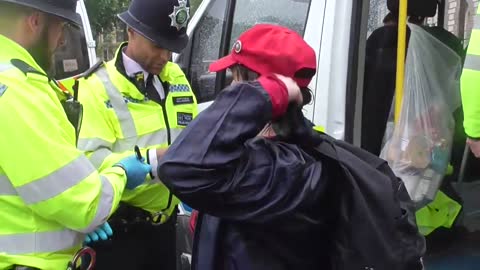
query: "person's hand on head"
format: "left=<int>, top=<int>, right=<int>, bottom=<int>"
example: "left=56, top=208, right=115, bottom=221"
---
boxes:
left=274, top=74, right=302, bottom=106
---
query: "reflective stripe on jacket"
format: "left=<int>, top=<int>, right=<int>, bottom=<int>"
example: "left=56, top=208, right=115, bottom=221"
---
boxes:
left=74, top=44, right=198, bottom=219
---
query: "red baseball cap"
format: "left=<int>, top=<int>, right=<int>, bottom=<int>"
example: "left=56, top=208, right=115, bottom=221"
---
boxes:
left=209, top=24, right=317, bottom=88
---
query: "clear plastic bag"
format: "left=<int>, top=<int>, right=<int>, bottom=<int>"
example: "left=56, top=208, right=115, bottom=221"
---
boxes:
left=380, top=23, right=462, bottom=208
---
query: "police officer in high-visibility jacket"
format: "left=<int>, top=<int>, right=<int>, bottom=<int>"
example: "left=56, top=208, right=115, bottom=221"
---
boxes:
left=0, top=0, right=152, bottom=269
left=462, top=5, right=480, bottom=158
left=69, top=0, right=198, bottom=268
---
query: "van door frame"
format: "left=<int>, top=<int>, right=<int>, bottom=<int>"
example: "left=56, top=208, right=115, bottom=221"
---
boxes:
left=76, top=0, right=97, bottom=67
left=345, top=0, right=369, bottom=145
left=214, top=0, right=237, bottom=92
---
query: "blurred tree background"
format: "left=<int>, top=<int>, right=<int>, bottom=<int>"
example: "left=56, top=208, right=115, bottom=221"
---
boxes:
left=85, top=0, right=129, bottom=37
left=85, top=0, right=204, bottom=60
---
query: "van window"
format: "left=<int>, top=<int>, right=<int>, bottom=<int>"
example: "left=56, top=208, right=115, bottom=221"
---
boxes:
left=367, top=0, right=390, bottom=37
left=229, top=0, right=312, bottom=48
left=52, top=24, right=90, bottom=80
left=217, top=0, right=312, bottom=86
left=188, top=0, right=228, bottom=103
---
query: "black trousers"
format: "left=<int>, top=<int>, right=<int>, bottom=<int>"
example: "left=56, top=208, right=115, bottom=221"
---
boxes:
left=87, top=211, right=177, bottom=270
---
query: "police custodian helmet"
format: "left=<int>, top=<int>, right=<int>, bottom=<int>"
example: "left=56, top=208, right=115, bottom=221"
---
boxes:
left=0, top=0, right=81, bottom=26
left=118, top=0, right=191, bottom=53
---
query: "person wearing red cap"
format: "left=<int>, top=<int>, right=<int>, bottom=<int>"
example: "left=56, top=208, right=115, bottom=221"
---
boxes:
left=157, top=24, right=327, bottom=269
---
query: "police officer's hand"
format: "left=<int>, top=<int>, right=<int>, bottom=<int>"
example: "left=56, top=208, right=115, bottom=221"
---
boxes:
left=274, top=74, right=302, bottom=105
left=467, top=138, right=480, bottom=158
left=114, top=155, right=152, bottom=189
left=84, top=222, right=113, bottom=244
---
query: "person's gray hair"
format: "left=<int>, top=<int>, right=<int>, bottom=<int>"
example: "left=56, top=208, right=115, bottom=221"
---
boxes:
left=230, top=64, right=259, bottom=82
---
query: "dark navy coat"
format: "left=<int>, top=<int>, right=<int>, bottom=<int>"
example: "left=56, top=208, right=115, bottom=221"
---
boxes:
left=158, top=82, right=331, bottom=270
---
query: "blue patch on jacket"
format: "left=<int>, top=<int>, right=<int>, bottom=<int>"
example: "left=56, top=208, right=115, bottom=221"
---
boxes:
left=169, top=84, right=190, bottom=93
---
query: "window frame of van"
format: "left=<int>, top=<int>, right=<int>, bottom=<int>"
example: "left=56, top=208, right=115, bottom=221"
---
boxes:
left=76, top=0, right=97, bottom=67
left=344, top=0, right=369, bottom=144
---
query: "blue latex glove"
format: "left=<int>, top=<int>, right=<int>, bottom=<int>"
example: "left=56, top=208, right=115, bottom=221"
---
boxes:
left=114, top=155, right=152, bottom=189
left=84, top=222, right=113, bottom=244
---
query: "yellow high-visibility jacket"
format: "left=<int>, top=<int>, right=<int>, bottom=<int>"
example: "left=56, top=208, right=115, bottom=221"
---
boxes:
left=462, top=5, right=480, bottom=138
left=72, top=43, right=198, bottom=222
left=0, top=35, right=126, bottom=269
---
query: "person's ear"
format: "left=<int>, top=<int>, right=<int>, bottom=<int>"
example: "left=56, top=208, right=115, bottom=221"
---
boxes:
left=25, top=11, right=46, bottom=38
left=127, top=27, right=137, bottom=39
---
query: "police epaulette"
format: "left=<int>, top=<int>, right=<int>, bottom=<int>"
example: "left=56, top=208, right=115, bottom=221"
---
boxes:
left=78, top=60, right=104, bottom=79
left=10, top=59, right=47, bottom=77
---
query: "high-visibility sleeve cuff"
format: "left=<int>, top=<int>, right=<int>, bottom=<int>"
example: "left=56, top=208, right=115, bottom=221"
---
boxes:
left=147, top=149, right=158, bottom=179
